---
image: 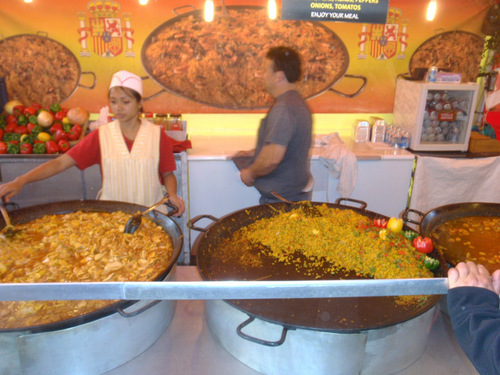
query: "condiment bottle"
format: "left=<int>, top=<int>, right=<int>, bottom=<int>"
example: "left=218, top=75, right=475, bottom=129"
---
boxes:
left=170, top=114, right=182, bottom=131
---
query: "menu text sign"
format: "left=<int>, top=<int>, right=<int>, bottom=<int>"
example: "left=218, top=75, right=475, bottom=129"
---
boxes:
left=281, top=0, right=389, bottom=24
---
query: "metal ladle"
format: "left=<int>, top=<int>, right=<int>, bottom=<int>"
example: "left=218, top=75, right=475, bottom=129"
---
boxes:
left=124, top=196, right=178, bottom=234
left=0, top=199, right=19, bottom=237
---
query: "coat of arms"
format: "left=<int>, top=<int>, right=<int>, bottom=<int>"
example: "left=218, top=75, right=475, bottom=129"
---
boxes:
left=358, top=7, right=408, bottom=60
left=77, top=1, right=135, bottom=58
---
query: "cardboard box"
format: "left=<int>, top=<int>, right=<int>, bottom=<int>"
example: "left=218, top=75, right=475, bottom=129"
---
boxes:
left=468, top=131, right=500, bottom=153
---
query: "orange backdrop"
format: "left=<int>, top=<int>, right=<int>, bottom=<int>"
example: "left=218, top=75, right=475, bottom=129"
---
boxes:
left=0, top=0, right=490, bottom=114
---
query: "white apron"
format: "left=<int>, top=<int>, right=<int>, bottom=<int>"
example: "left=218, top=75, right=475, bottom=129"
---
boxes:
left=98, top=119, right=166, bottom=213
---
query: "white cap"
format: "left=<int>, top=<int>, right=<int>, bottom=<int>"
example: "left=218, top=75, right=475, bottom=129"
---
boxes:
left=109, top=70, right=143, bottom=96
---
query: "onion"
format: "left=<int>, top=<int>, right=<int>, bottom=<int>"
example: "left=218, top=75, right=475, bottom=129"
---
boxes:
left=37, top=110, right=54, bottom=128
left=4, top=100, right=23, bottom=115
left=67, top=107, right=89, bottom=125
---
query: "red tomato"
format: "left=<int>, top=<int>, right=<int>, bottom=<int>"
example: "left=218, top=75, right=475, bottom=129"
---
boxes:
left=54, top=111, right=65, bottom=121
left=50, top=123, right=63, bottom=134
left=23, top=106, right=37, bottom=116
left=54, top=129, right=68, bottom=142
left=58, top=139, right=70, bottom=153
left=26, top=123, right=36, bottom=134
left=412, top=236, right=434, bottom=254
left=13, top=105, right=26, bottom=116
left=14, top=126, right=28, bottom=135
left=5, top=123, right=17, bottom=133
left=20, top=143, right=33, bottom=154
left=0, top=141, right=6, bottom=154
left=71, top=124, right=82, bottom=135
left=6, top=114, right=17, bottom=124
left=45, top=140, right=59, bottom=154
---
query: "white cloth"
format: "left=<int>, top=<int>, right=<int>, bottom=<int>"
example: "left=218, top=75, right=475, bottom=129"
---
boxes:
left=410, top=155, right=500, bottom=213
left=98, top=119, right=166, bottom=213
left=316, top=133, right=358, bottom=197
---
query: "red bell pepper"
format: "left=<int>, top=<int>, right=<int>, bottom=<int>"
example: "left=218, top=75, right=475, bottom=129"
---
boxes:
left=373, top=218, right=388, bottom=228
left=5, top=123, right=18, bottom=133
left=20, top=143, right=33, bottom=154
left=0, top=141, right=7, bottom=154
left=50, top=123, right=63, bottom=134
left=54, top=111, right=65, bottom=121
left=14, top=126, right=28, bottom=135
left=0, top=129, right=4, bottom=141
left=412, top=236, right=434, bottom=254
left=23, top=106, right=37, bottom=116
left=45, top=140, right=59, bottom=154
left=58, top=139, right=70, bottom=153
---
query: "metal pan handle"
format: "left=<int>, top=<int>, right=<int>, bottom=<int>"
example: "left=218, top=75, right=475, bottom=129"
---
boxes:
left=173, top=4, right=196, bottom=15
left=236, top=316, right=290, bottom=347
left=401, top=208, right=424, bottom=226
left=188, top=214, right=220, bottom=232
left=335, top=197, right=367, bottom=211
left=116, top=300, right=161, bottom=317
left=329, top=74, right=367, bottom=98
left=78, top=71, right=97, bottom=90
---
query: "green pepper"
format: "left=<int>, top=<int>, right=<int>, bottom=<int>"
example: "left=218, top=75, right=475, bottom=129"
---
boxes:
left=17, top=114, right=28, bottom=126
left=3, top=133, right=21, bottom=142
left=402, top=230, right=419, bottom=241
left=28, top=115, right=38, bottom=125
left=31, top=125, right=43, bottom=137
left=0, top=117, right=6, bottom=129
left=20, top=134, right=35, bottom=144
left=62, top=122, right=73, bottom=132
left=33, top=143, right=46, bottom=154
left=423, top=256, right=440, bottom=271
left=50, top=103, right=61, bottom=113
left=7, top=142, right=20, bottom=154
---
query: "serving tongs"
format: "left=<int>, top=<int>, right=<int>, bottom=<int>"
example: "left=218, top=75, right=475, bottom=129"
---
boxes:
left=0, top=199, right=19, bottom=237
left=271, top=191, right=322, bottom=217
left=124, top=195, right=178, bottom=234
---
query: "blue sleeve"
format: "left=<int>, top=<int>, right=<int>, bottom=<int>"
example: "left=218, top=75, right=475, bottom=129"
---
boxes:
left=447, top=287, right=500, bottom=375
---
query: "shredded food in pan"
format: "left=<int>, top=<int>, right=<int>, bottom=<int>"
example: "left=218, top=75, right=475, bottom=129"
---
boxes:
left=219, top=204, right=434, bottom=305
left=0, top=35, right=80, bottom=106
left=143, top=8, right=348, bottom=108
left=0, top=211, right=173, bottom=330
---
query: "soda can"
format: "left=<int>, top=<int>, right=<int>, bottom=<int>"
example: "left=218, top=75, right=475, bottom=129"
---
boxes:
left=427, top=66, right=438, bottom=82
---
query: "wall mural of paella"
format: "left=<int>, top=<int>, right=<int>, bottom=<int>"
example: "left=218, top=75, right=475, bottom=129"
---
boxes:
left=0, top=0, right=491, bottom=114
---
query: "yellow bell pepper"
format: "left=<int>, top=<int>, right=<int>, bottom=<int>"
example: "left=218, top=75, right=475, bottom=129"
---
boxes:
left=387, top=217, right=403, bottom=234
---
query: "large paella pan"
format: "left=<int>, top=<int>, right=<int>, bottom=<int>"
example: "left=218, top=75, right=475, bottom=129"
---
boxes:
left=141, top=6, right=365, bottom=109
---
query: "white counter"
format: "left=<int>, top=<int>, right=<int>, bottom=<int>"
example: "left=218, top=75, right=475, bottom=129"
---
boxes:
left=186, top=134, right=414, bottom=161
left=105, top=266, right=479, bottom=375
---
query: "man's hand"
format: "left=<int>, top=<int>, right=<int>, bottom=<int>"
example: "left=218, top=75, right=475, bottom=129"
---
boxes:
left=240, top=168, right=255, bottom=187
left=448, top=261, right=500, bottom=295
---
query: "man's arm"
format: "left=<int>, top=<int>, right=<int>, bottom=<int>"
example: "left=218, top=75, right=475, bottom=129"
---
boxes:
left=240, top=144, right=286, bottom=186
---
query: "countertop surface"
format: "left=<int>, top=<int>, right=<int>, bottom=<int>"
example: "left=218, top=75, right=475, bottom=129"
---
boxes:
left=186, top=134, right=415, bottom=161
left=105, top=266, right=478, bottom=375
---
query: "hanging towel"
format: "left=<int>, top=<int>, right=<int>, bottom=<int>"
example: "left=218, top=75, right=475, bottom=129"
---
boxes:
left=316, top=133, right=358, bottom=197
left=410, top=155, right=500, bottom=213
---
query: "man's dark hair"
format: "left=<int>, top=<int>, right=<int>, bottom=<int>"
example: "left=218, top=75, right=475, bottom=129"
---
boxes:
left=266, top=46, right=302, bottom=83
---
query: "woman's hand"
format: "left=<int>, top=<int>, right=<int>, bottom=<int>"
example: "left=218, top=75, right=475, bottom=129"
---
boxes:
left=0, top=177, right=25, bottom=202
left=168, top=193, right=185, bottom=217
left=448, top=261, right=500, bottom=295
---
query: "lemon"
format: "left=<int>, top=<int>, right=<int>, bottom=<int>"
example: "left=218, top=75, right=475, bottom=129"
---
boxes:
left=62, top=117, right=72, bottom=125
left=37, top=132, right=51, bottom=142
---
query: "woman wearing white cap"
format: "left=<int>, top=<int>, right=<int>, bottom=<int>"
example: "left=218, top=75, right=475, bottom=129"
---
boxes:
left=0, top=70, right=185, bottom=216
